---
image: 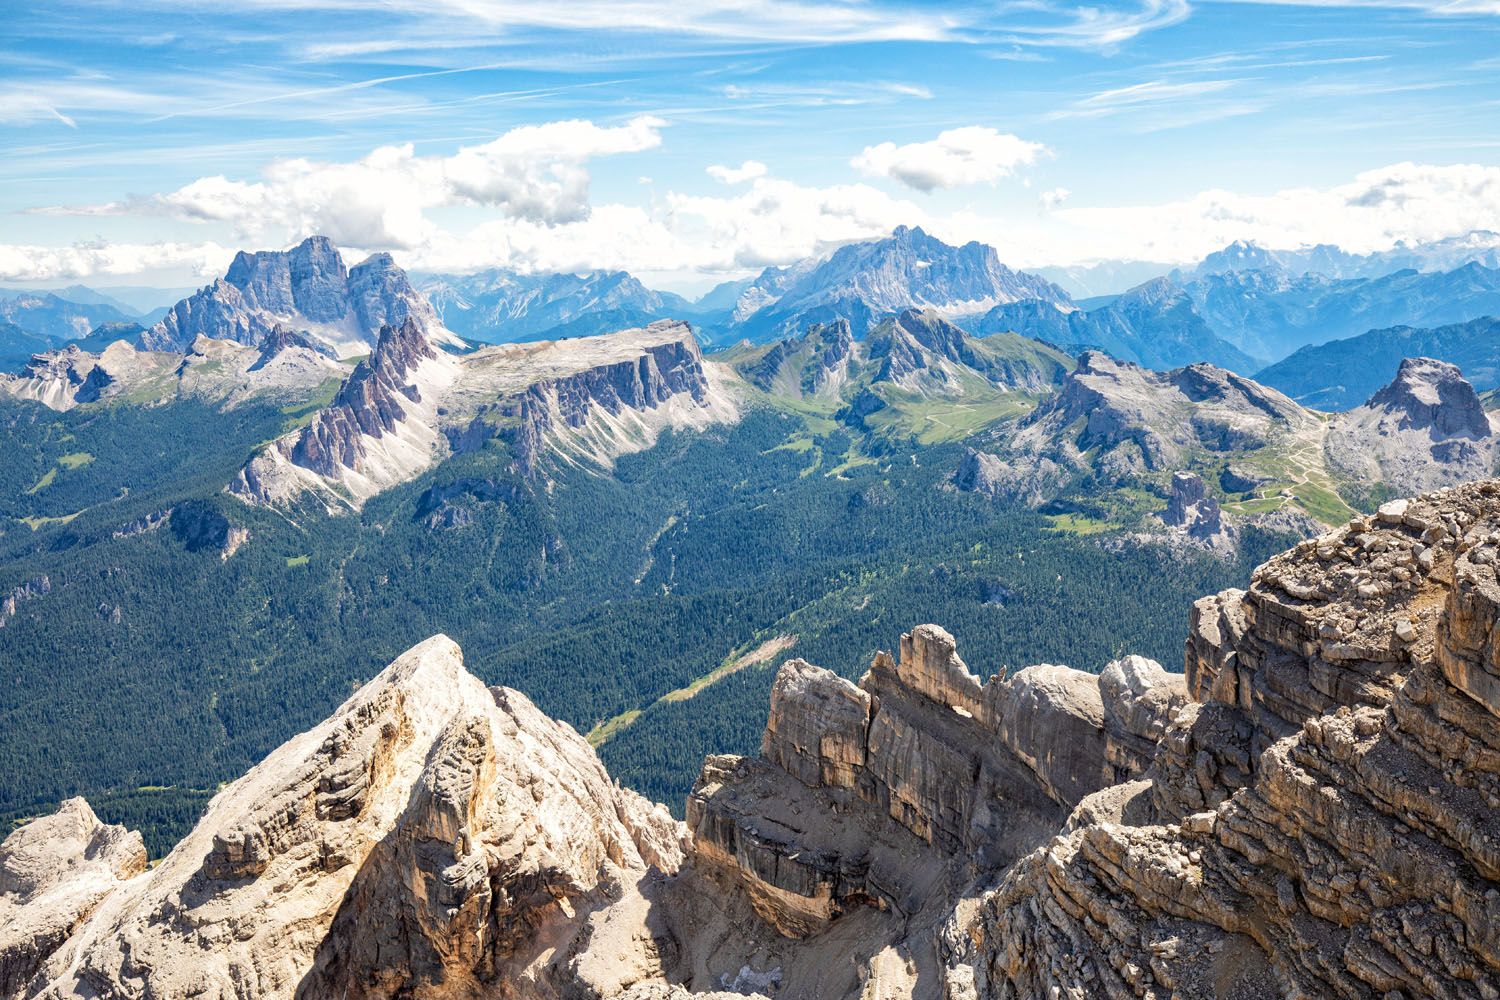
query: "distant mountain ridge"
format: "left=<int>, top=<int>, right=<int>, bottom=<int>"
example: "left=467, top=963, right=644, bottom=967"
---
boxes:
left=977, top=277, right=1258, bottom=373
left=1190, top=230, right=1500, bottom=280
left=1255, top=316, right=1500, bottom=409
left=417, top=268, right=696, bottom=344
left=730, top=225, right=1071, bottom=344
left=986, top=260, right=1500, bottom=370
left=0, top=291, right=137, bottom=342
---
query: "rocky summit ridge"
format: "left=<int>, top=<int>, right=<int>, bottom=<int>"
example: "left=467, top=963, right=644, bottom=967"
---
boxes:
left=8, top=477, right=1500, bottom=998
left=231, top=317, right=739, bottom=510
left=146, top=236, right=455, bottom=357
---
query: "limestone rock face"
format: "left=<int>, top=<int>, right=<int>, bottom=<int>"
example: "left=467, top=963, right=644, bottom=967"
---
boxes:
left=966, top=478, right=1500, bottom=1000
left=147, top=236, right=447, bottom=357
left=233, top=319, right=738, bottom=510
left=954, top=447, right=1006, bottom=496
left=0, top=799, right=145, bottom=996
left=1162, top=470, right=1225, bottom=540
left=685, top=624, right=1184, bottom=964
left=1327, top=357, right=1500, bottom=497
left=7, top=635, right=683, bottom=1000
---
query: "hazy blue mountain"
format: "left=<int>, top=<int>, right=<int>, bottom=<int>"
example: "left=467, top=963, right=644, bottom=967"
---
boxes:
left=731, top=226, right=1072, bottom=344
left=1031, top=260, right=1174, bottom=299
left=88, top=285, right=198, bottom=317
left=1255, top=316, right=1500, bottom=409
left=1189, top=231, right=1500, bottom=281
left=1184, top=263, right=1500, bottom=361
left=988, top=261, right=1500, bottom=370
left=0, top=321, right=59, bottom=372
left=70, top=322, right=150, bottom=354
left=978, top=277, right=1258, bottom=373
left=0, top=290, right=138, bottom=341
left=419, top=268, right=697, bottom=343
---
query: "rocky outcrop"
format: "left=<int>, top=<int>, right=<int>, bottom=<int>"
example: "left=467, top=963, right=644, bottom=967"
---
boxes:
left=954, top=447, right=1006, bottom=496
left=250, top=325, right=323, bottom=371
left=0, top=798, right=145, bottom=996
left=963, top=479, right=1500, bottom=1000
left=0, top=331, right=342, bottom=412
left=1162, top=471, right=1225, bottom=540
left=1327, top=357, right=1500, bottom=496
left=147, top=236, right=448, bottom=357
left=6, top=635, right=683, bottom=1000
left=0, top=575, right=50, bottom=628
left=685, top=625, right=1184, bottom=958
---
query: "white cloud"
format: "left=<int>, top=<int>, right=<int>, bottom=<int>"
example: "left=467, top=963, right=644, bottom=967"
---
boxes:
left=0, top=241, right=234, bottom=283
left=1045, top=161, right=1500, bottom=263
left=706, top=160, right=769, bottom=184
left=852, top=127, right=1047, bottom=192
left=11, top=161, right=1500, bottom=287
left=44, top=116, right=666, bottom=249
left=418, top=175, right=923, bottom=276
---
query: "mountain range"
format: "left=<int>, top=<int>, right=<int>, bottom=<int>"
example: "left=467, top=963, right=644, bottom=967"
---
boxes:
left=1255, top=315, right=1500, bottom=409
left=985, top=260, right=1500, bottom=371
left=417, top=267, right=700, bottom=344
left=4, top=234, right=1500, bottom=868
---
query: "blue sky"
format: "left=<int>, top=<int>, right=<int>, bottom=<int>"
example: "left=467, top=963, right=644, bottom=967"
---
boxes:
left=3, top=0, right=1499, bottom=292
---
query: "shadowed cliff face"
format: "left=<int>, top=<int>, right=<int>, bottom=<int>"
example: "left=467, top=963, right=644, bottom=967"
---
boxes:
left=7, top=482, right=1500, bottom=999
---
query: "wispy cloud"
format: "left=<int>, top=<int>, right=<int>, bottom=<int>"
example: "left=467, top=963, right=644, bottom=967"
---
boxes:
left=1209, top=0, right=1500, bottom=14
left=1051, top=79, right=1245, bottom=120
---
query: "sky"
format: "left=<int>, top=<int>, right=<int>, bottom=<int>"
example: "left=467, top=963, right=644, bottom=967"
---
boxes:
left=3, top=0, right=1499, bottom=294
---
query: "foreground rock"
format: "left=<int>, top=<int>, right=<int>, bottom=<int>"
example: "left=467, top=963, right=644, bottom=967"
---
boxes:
left=963, top=479, right=1500, bottom=999
left=3, top=636, right=683, bottom=999
left=10, top=480, right=1500, bottom=998
left=676, top=627, right=1184, bottom=995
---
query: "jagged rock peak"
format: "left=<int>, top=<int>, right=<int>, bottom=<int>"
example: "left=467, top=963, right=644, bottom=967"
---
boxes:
left=4, top=634, right=684, bottom=1000
left=1366, top=355, right=1491, bottom=437
left=1162, top=470, right=1224, bottom=539
left=148, top=235, right=445, bottom=356
left=954, top=446, right=1006, bottom=496
left=250, top=324, right=320, bottom=370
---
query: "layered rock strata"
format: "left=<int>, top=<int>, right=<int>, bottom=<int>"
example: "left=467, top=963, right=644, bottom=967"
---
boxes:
left=684, top=627, right=1185, bottom=949
left=963, top=479, right=1500, bottom=1000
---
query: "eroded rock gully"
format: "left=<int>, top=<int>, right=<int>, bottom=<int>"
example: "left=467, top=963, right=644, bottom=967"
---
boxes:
left=7, top=481, right=1500, bottom=998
